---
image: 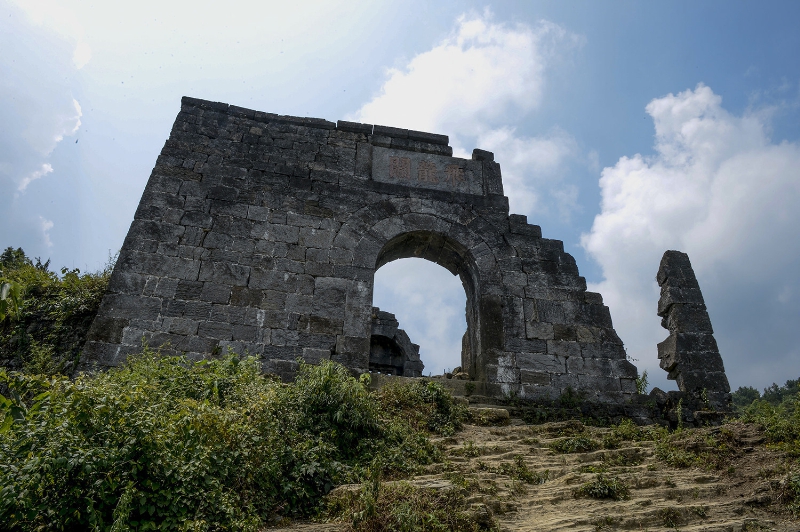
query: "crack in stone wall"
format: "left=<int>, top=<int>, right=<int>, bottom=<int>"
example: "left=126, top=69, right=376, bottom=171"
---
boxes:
left=81, top=96, right=641, bottom=403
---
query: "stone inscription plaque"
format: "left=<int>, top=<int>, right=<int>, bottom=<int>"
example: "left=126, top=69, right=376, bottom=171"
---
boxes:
left=372, top=146, right=484, bottom=195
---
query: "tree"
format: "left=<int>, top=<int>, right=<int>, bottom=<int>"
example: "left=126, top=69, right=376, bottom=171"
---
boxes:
left=0, top=247, right=31, bottom=272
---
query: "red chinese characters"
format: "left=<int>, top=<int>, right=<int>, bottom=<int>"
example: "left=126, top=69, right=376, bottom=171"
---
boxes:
left=417, top=161, right=438, bottom=183
left=444, top=164, right=465, bottom=186
left=389, top=156, right=411, bottom=180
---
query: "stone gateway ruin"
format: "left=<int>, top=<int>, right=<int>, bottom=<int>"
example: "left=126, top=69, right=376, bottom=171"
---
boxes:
left=81, top=97, right=729, bottom=413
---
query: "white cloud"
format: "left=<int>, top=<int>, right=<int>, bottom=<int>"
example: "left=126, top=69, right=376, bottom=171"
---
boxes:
left=352, top=12, right=582, bottom=136
left=582, top=83, right=800, bottom=390
left=1, top=6, right=82, bottom=192
left=477, top=126, right=579, bottom=216
left=39, top=216, right=54, bottom=248
left=0, top=3, right=83, bottom=260
left=72, top=40, right=92, bottom=69
left=18, top=163, right=53, bottom=193
left=351, top=10, right=584, bottom=218
left=22, top=98, right=82, bottom=158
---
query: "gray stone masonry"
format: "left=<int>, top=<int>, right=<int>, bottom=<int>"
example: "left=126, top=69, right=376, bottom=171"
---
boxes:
left=369, top=307, right=423, bottom=377
left=656, top=250, right=731, bottom=410
left=80, top=96, right=640, bottom=403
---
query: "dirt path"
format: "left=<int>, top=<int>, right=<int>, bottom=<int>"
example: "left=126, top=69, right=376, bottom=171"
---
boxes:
left=274, top=412, right=797, bottom=531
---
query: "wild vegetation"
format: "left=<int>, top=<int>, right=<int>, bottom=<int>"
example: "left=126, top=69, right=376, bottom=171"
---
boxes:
left=1, top=246, right=800, bottom=529
left=0, top=247, right=112, bottom=375
left=0, top=352, right=468, bottom=530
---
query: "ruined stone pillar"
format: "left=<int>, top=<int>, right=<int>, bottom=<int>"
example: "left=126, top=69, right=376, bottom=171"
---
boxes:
left=656, top=250, right=730, bottom=410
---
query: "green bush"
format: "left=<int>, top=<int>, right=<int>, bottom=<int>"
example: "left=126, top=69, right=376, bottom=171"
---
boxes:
left=549, top=435, right=600, bottom=454
left=0, top=353, right=444, bottom=531
left=573, top=474, right=629, bottom=500
left=0, top=247, right=112, bottom=375
left=602, top=418, right=665, bottom=449
left=732, top=385, right=761, bottom=410
left=732, top=378, right=800, bottom=411
left=324, top=480, right=491, bottom=532
left=376, top=379, right=467, bottom=436
left=739, top=392, right=800, bottom=457
left=779, top=470, right=800, bottom=517
left=497, top=455, right=548, bottom=484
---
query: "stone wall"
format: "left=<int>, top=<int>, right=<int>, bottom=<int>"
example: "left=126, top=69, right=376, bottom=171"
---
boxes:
left=656, top=250, right=731, bottom=410
left=81, top=96, right=639, bottom=403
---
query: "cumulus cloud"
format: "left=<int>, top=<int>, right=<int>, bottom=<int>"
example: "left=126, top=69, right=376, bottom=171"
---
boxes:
left=353, top=12, right=582, bottom=135
left=351, top=11, right=584, bottom=217
left=39, top=216, right=54, bottom=248
left=582, top=84, right=800, bottom=390
left=477, top=126, right=580, bottom=216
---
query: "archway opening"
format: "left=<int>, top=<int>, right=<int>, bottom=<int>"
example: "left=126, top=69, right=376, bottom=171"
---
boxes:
left=370, top=230, right=480, bottom=378
left=372, top=258, right=467, bottom=377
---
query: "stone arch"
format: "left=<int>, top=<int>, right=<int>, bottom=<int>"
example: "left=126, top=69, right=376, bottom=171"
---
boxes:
left=82, top=97, right=640, bottom=405
left=334, top=202, right=505, bottom=381
left=372, top=230, right=481, bottom=378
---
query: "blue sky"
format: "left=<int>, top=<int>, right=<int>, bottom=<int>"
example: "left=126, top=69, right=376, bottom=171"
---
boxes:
left=2, top=0, right=799, bottom=392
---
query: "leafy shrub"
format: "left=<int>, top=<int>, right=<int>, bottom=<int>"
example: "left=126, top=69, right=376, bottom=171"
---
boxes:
left=732, top=385, right=761, bottom=410
left=324, top=480, right=492, bottom=531
left=635, top=370, right=649, bottom=395
left=778, top=470, right=800, bottom=517
left=0, top=353, right=443, bottom=531
left=550, top=435, right=600, bottom=454
left=602, top=418, right=665, bottom=449
left=732, top=378, right=799, bottom=411
left=657, top=507, right=682, bottom=527
left=573, top=474, right=630, bottom=500
left=739, top=392, right=800, bottom=457
left=653, top=428, right=736, bottom=470
left=376, top=379, right=467, bottom=436
left=0, top=247, right=112, bottom=375
left=762, top=379, right=800, bottom=405
left=497, top=455, right=548, bottom=484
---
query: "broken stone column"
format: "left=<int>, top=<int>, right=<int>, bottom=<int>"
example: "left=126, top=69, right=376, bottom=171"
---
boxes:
left=369, top=307, right=424, bottom=377
left=656, top=250, right=730, bottom=411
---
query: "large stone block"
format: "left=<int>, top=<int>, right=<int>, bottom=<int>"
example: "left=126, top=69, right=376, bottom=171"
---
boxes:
left=516, top=351, right=565, bottom=373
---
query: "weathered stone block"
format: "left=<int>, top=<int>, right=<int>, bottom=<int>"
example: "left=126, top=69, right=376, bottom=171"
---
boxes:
left=526, top=321, right=554, bottom=340
left=547, top=340, right=581, bottom=358
left=198, top=321, right=233, bottom=340
left=663, top=303, right=714, bottom=333
left=200, top=283, right=232, bottom=304
left=198, top=261, right=250, bottom=287
left=567, top=357, right=613, bottom=376
left=167, top=317, right=199, bottom=336
left=516, top=351, right=565, bottom=373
